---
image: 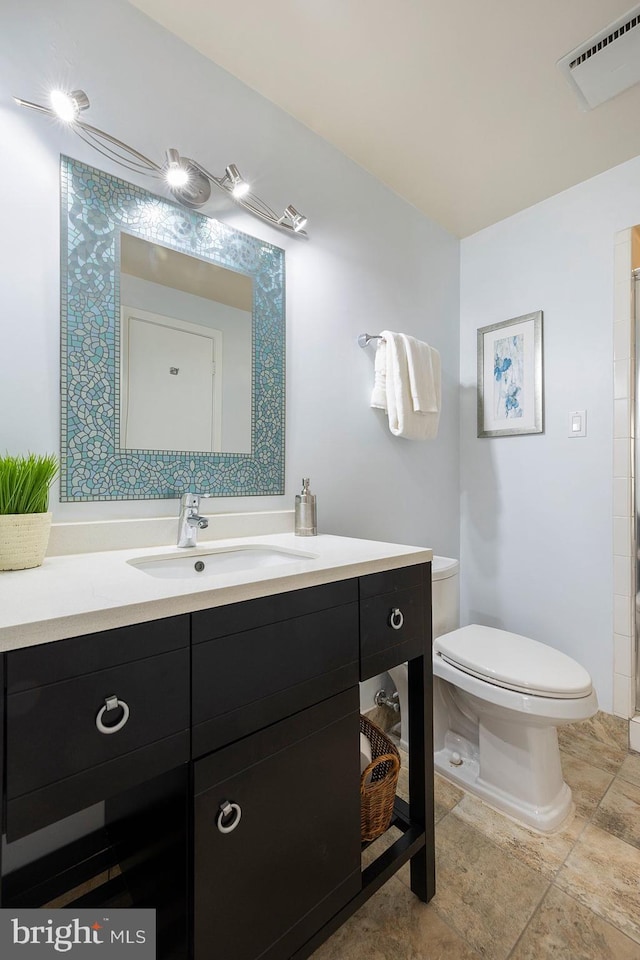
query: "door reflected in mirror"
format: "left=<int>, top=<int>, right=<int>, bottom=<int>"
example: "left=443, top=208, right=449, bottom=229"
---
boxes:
left=120, top=233, right=252, bottom=454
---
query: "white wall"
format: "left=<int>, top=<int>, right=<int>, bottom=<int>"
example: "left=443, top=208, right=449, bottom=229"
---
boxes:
left=0, top=0, right=460, bottom=558
left=460, top=153, right=640, bottom=714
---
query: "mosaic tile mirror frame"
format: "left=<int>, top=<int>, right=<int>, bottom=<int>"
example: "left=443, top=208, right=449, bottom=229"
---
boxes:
left=60, top=157, right=285, bottom=501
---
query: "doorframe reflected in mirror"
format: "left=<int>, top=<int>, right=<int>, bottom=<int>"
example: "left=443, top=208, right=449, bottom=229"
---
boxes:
left=60, top=157, right=285, bottom=501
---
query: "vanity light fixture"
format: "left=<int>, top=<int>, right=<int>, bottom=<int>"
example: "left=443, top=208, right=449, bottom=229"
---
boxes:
left=280, top=204, right=308, bottom=233
left=14, top=88, right=309, bottom=237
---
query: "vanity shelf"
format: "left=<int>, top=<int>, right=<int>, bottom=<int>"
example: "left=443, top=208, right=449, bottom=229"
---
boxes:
left=0, top=559, right=434, bottom=960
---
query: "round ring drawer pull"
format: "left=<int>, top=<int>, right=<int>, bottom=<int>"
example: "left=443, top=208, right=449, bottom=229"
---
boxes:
left=217, top=800, right=242, bottom=834
left=389, top=607, right=404, bottom=630
left=95, top=696, right=130, bottom=735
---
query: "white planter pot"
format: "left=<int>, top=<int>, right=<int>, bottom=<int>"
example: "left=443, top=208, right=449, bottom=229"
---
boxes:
left=0, top=512, right=52, bottom=571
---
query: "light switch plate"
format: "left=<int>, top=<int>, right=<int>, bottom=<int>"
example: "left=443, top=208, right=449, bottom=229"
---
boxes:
left=569, top=410, right=587, bottom=437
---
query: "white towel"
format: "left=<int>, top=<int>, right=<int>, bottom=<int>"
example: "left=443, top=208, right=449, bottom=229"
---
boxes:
left=370, top=337, right=387, bottom=409
left=375, top=330, right=441, bottom=440
left=401, top=334, right=440, bottom=414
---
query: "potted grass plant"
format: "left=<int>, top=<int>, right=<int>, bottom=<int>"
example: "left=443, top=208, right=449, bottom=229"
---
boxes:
left=0, top=453, right=58, bottom=571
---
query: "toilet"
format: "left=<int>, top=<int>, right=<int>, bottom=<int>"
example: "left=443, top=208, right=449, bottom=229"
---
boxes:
left=388, top=557, right=598, bottom=833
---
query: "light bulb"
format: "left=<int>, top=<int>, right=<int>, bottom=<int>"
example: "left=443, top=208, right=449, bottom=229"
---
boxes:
left=284, top=205, right=307, bottom=233
left=165, top=149, right=190, bottom=188
left=50, top=89, right=89, bottom=123
left=232, top=180, right=250, bottom=199
left=225, top=164, right=250, bottom=199
left=166, top=165, right=189, bottom=188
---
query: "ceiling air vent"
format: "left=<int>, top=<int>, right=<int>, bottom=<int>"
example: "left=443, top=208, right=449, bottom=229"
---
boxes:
left=558, top=4, right=640, bottom=110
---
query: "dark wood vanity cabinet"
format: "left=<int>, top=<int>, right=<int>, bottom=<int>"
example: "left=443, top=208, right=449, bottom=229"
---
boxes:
left=0, top=561, right=434, bottom=960
left=194, top=690, right=361, bottom=960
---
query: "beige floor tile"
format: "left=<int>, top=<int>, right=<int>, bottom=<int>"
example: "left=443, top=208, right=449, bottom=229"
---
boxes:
left=430, top=814, right=548, bottom=960
left=572, top=711, right=629, bottom=751
left=593, top=777, right=640, bottom=849
left=510, top=886, right=640, bottom=960
left=310, top=875, right=482, bottom=960
left=395, top=754, right=462, bottom=821
left=619, top=753, right=640, bottom=787
left=561, top=752, right=614, bottom=819
left=408, top=907, right=485, bottom=960
left=555, top=823, right=640, bottom=943
left=434, top=772, right=464, bottom=822
left=451, top=794, right=584, bottom=880
left=558, top=726, right=627, bottom=776
left=309, top=874, right=410, bottom=960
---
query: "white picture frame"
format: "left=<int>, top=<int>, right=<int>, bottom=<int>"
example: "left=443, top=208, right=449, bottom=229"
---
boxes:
left=477, top=311, right=543, bottom=438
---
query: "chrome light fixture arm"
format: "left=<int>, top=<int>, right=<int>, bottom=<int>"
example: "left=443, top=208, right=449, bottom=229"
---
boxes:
left=14, top=92, right=308, bottom=237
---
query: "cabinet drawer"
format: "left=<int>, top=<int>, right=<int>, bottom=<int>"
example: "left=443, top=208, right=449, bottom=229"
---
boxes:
left=194, top=689, right=361, bottom=960
left=359, top=564, right=430, bottom=680
left=191, top=578, right=357, bottom=642
left=7, top=648, right=189, bottom=800
left=192, top=602, right=359, bottom=756
left=7, top=615, right=189, bottom=693
left=359, top=562, right=425, bottom=600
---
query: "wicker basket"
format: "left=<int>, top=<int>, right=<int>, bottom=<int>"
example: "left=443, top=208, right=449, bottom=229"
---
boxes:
left=360, top=714, right=401, bottom=842
left=0, top=512, right=52, bottom=571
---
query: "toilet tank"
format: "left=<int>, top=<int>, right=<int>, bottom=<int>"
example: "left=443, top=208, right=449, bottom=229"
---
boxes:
left=432, top=556, right=459, bottom=639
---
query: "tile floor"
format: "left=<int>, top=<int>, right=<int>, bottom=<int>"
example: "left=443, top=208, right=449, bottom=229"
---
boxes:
left=311, top=712, right=640, bottom=960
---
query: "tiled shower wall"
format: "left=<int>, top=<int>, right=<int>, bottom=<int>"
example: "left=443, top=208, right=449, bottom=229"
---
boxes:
left=614, top=228, right=640, bottom=750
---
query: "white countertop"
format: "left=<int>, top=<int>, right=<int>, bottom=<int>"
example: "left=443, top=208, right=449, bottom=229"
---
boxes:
left=0, top=533, right=432, bottom=652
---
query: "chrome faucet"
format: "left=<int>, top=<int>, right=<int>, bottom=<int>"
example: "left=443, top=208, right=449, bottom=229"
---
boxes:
left=177, top=492, right=210, bottom=548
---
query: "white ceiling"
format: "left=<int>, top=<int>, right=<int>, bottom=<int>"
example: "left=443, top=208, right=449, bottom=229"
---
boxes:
left=128, top=0, right=640, bottom=237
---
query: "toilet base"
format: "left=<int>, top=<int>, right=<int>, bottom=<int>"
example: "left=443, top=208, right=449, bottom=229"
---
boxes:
left=390, top=648, right=593, bottom=835
left=434, top=739, right=574, bottom=833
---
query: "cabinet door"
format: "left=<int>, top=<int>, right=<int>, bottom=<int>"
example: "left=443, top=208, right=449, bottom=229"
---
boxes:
left=193, top=690, right=361, bottom=960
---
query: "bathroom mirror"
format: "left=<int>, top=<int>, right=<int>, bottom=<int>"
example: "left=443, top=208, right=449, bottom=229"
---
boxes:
left=120, top=234, right=252, bottom=455
left=60, top=157, right=285, bottom=500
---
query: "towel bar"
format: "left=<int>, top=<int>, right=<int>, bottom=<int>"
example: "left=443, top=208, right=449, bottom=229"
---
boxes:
left=358, top=333, right=385, bottom=348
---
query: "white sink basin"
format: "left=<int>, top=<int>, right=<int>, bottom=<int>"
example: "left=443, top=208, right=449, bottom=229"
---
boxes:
left=128, top=544, right=318, bottom=580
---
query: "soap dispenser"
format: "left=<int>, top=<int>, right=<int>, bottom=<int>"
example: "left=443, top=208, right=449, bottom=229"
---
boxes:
left=295, top=478, right=317, bottom=536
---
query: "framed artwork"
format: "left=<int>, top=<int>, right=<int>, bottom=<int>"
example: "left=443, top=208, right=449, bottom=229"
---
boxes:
left=477, top=311, right=543, bottom=438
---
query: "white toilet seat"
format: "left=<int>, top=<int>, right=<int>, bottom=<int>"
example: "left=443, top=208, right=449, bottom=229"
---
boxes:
left=435, top=624, right=592, bottom=699
left=433, top=650, right=598, bottom=723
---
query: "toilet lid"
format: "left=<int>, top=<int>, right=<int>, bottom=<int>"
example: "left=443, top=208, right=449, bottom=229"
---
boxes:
left=432, top=556, right=459, bottom=581
left=434, top=625, right=593, bottom=698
